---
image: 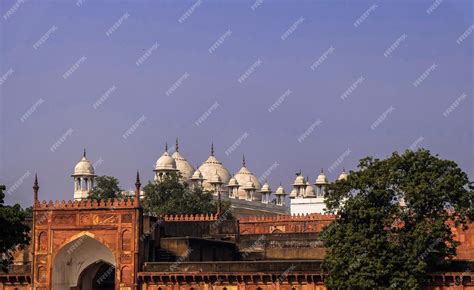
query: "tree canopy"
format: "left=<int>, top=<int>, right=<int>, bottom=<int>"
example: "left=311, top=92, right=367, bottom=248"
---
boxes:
left=321, top=149, right=473, bottom=289
left=0, top=185, right=30, bottom=272
left=142, top=173, right=231, bottom=217
left=87, top=175, right=123, bottom=201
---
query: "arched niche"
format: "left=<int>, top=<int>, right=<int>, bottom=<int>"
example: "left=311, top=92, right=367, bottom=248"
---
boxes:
left=52, top=234, right=115, bottom=290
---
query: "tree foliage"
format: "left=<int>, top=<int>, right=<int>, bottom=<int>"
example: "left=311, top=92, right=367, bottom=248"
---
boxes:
left=88, top=176, right=123, bottom=201
left=0, top=185, right=30, bottom=272
left=142, top=173, right=231, bottom=217
left=322, top=149, right=473, bottom=289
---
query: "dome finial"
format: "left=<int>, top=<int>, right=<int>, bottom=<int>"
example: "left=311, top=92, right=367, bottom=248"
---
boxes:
left=211, top=142, right=214, bottom=156
left=83, top=148, right=86, bottom=158
left=242, top=155, right=246, bottom=167
left=175, top=138, right=179, bottom=152
left=321, top=168, right=324, bottom=173
left=165, top=142, right=168, bottom=152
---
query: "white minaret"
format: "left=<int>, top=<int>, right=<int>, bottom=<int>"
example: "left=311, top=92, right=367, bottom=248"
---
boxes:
left=275, top=184, right=287, bottom=206
left=227, top=175, right=239, bottom=198
left=72, top=149, right=96, bottom=200
left=260, top=181, right=272, bottom=204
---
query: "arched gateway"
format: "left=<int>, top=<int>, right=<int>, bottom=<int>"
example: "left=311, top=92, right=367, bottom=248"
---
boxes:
left=31, top=192, right=142, bottom=289
left=52, top=234, right=115, bottom=290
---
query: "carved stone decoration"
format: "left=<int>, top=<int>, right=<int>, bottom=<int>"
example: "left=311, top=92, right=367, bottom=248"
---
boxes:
left=37, top=266, right=46, bottom=282
left=122, top=214, right=132, bottom=223
left=53, top=214, right=75, bottom=225
left=93, top=214, right=118, bottom=225
left=121, top=265, right=132, bottom=283
left=36, top=214, right=48, bottom=225
left=38, top=232, right=48, bottom=252
left=122, top=229, right=131, bottom=251
left=79, top=214, right=91, bottom=225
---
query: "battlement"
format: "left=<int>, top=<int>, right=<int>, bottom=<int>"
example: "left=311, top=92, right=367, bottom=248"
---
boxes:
left=162, top=213, right=218, bottom=222
left=239, top=213, right=337, bottom=223
left=34, top=198, right=139, bottom=210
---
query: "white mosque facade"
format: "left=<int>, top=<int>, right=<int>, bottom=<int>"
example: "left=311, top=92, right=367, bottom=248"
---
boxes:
left=71, top=141, right=348, bottom=217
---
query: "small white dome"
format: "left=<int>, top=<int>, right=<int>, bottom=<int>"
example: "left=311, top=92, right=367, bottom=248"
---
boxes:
left=293, top=175, right=306, bottom=186
left=243, top=177, right=256, bottom=190
left=275, top=185, right=286, bottom=195
left=227, top=176, right=239, bottom=187
left=338, top=169, right=348, bottom=181
left=191, top=168, right=203, bottom=180
left=289, top=188, right=297, bottom=198
left=305, top=185, right=316, bottom=197
left=72, top=150, right=95, bottom=176
left=234, top=158, right=261, bottom=199
left=155, top=151, right=177, bottom=171
left=315, top=169, right=328, bottom=185
left=209, top=170, right=223, bottom=184
left=260, top=182, right=271, bottom=193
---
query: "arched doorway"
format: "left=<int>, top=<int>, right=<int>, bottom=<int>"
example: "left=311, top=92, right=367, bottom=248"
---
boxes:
left=77, top=260, right=115, bottom=290
left=52, top=234, right=115, bottom=290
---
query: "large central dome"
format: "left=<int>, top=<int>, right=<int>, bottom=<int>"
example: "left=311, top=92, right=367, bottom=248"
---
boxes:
left=197, top=144, right=231, bottom=190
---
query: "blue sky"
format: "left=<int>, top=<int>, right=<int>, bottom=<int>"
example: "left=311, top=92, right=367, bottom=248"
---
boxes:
left=0, top=0, right=472, bottom=206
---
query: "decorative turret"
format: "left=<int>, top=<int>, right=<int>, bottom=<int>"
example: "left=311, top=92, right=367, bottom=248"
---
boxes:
left=275, top=184, right=286, bottom=206
left=190, top=167, right=204, bottom=189
left=172, top=138, right=195, bottom=181
left=227, top=175, right=239, bottom=199
left=338, top=168, right=348, bottom=181
left=291, top=172, right=306, bottom=198
left=209, top=169, right=223, bottom=196
left=33, top=173, right=39, bottom=206
left=242, top=176, right=256, bottom=201
left=72, top=149, right=96, bottom=200
left=260, top=181, right=272, bottom=204
left=154, top=143, right=179, bottom=182
left=314, top=169, right=329, bottom=197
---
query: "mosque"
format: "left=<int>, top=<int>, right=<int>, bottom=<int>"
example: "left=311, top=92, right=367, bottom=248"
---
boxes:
left=72, top=141, right=349, bottom=217
left=1, top=145, right=472, bottom=290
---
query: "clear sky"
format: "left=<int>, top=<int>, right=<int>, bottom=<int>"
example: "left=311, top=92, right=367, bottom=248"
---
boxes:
left=0, top=0, right=472, bottom=206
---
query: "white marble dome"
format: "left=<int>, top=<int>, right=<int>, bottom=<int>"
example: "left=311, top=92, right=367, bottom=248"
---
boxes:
left=191, top=168, right=204, bottom=180
left=305, top=184, right=316, bottom=197
left=293, top=175, right=306, bottom=186
left=275, top=185, right=286, bottom=195
left=338, top=169, right=348, bottom=181
left=172, top=151, right=194, bottom=180
left=315, top=169, right=329, bottom=185
left=155, top=151, right=177, bottom=171
left=198, top=147, right=231, bottom=190
left=260, top=181, right=271, bottom=193
left=72, top=151, right=95, bottom=176
left=234, top=165, right=261, bottom=199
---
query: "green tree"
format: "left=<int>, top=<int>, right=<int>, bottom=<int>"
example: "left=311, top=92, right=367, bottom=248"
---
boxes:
left=87, top=176, right=123, bottom=201
left=142, top=172, right=231, bottom=217
left=322, top=149, right=473, bottom=289
left=0, top=185, right=30, bottom=272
